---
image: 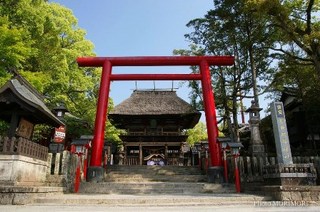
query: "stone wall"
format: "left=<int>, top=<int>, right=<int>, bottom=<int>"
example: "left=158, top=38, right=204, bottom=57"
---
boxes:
left=0, top=150, right=78, bottom=205
left=0, top=155, right=47, bottom=185
left=263, top=185, right=320, bottom=201
left=0, top=150, right=78, bottom=187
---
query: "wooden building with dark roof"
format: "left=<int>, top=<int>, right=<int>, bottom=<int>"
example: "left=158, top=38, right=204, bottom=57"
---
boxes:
left=0, top=75, right=64, bottom=138
left=109, top=90, right=200, bottom=165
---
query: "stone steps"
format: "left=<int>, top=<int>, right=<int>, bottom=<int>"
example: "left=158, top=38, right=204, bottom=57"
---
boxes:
left=29, top=165, right=275, bottom=206
left=0, top=185, right=66, bottom=205
left=104, top=174, right=207, bottom=182
left=45, top=175, right=65, bottom=187
left=32, top=193, right=272, bottom=206
left=105, top=165, right=205, bottom=183
left=79, top=165, right=238, bottom=195
left=79, top=182, right=235, bottom=194
left=107, top=165, right=202, bottom=175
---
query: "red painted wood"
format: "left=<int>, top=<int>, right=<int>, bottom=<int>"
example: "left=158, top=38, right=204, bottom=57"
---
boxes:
left=77, top=56, right=234, bottom=174
left=90, top=61, right=112, bottom=167
left=77, top=56, right=234, bottom=67
left=110, top=74, right=202, bottom=81
left=200, top=60, right=222, bottom=167
left=234, top=155, right=241, bottom=193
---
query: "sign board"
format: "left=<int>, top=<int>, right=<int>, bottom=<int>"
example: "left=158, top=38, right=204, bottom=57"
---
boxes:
left=53, top=126, right=66, bottom=143
left=16, top=118, right=34, bottom=139
left=270, top=102, right=293, bottom=164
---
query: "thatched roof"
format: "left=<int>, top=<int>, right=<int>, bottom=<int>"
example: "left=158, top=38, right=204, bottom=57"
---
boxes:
left=109, top=90, right=201, bottom=129
left=109, top=90, right=200, bottom=115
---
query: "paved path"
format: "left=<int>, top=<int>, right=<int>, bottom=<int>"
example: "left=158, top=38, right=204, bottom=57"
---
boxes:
left=1, top=204, right=320, bottom=212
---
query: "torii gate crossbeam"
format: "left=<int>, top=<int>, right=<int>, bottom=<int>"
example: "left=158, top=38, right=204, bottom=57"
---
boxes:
left=77, top=56, right=234, bottom=182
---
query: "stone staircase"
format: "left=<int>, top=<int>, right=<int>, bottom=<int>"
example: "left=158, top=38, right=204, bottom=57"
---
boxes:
left=105, top=165, right=207, bottom=182
left=79, top=165, right=234, bottom=194
left=45, top=175, right=66, bottom=187
left=32, top=193, right=272, bottom=206
left=31, top=165, right=273, bottom=206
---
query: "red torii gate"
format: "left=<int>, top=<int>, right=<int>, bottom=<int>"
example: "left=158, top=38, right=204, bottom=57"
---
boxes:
left=77, top=56, right=234, bottom=182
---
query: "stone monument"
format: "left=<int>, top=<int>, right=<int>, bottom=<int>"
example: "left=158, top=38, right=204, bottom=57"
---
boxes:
left=264, top=102, right=316, bottom=186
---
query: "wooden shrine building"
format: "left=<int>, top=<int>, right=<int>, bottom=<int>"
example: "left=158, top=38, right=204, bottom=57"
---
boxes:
left=109, top=90, right=201, bottom=166
left=0, top=75, right=64, bottom=139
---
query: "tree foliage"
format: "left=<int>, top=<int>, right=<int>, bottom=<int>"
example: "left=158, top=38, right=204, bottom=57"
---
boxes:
left=186, top=122, right=208, bottom=146
left=175, top=0, right=274, bottom=140
left=0, top=0, right=121, bottom=143
left=246, top=0, right=320, bottom=78
left=246, top=0, right=320, bottom=137
left=0, top=16, right=33, bottom=85
left=247, top=0, right=320, bottom=90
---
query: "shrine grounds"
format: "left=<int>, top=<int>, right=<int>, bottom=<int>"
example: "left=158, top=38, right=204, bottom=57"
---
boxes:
left=1, top=203, right=320, bottom=212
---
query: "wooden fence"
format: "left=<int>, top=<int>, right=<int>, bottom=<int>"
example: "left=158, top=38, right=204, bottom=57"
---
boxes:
left=0, top=136, right=48, bottom=161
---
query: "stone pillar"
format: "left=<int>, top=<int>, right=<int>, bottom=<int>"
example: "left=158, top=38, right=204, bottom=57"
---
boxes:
left=139, top=143, right=143, bottom=166
left=118, top=145, right=124, bottom=165
left=246, top=101, right=265, bottom=156
left=46, top=153, right=53, bottom=176
left=61, top=150, right=69, bottom=175
left=61, top=150, right=70, bottom=189
left=263, top=102, right=317, bottom=186
left=271, top=102, right=293, bottom=164
left=124, top=145, right=127, bottom=165
left=165, top=144, right=168, bottom=161
left=54, top=153, right=61, bottom=175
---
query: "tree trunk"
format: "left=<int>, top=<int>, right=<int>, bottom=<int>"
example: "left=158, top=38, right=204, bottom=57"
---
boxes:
left=312, top=55, right=320, bottom=81
left=248, top=46, right=260, bottom=109
left=219, top=67, right=236, bottom=140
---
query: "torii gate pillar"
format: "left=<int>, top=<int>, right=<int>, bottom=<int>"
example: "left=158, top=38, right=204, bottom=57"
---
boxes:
left=77, top=56, right=234, bottom=183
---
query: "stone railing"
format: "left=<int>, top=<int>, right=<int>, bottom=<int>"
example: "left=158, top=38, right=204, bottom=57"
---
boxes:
left=263, top=163, right=317, bottom=185
left=199, top=154, right=320, bottom=185
left=0, top=136, right=48, bottom=161
left=238, top=156, right=319, bottom=184
left=46, top=150, right=78, bottom=191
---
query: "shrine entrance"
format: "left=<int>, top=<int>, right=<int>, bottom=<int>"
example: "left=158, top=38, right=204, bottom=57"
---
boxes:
left=77, top=56, right=234, bottom=182
left=108, top=89, right=201, bottom=166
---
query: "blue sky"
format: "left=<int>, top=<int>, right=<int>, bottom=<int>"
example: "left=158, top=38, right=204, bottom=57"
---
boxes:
left=51, top=0, right=214, bottom=110
left=51, top=0, right=264, bottom=122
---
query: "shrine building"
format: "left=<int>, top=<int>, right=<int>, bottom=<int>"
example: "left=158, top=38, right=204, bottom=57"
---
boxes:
left=108, top=90, right=201, bottom=166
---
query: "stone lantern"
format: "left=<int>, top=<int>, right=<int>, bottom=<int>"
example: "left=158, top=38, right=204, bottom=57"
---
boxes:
left=52, top=104, right=69, bottom=120
left=246, top=101, right=265, bottom=156
left=49, top=104, right=68, bottom=153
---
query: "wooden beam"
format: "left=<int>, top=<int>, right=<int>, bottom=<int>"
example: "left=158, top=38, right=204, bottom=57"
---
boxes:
left=125, top=142, right=182, bottom=147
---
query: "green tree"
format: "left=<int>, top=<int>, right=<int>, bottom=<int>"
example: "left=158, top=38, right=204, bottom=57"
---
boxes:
left=186, top=122, right=208, bottom=146
left=0, top=0, right=120, bottom=143
left=175, top=0, right=274, bottom=141
left=0, top=16, right=33, bottom=85
left=246, top=0, right=320, bottom=79
left=247, top=0, right=320, bottom=146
